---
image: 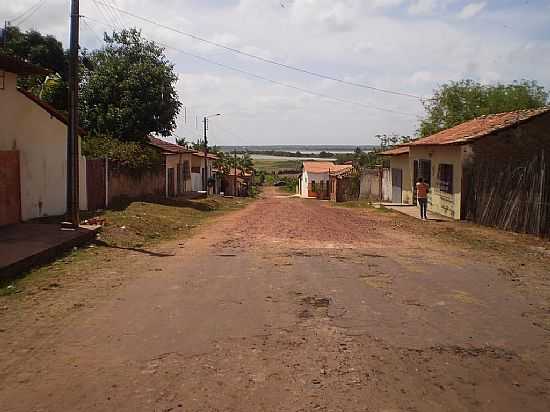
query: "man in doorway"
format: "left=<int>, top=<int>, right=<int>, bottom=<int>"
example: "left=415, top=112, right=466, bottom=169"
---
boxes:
left=416, top=178, right=429, bottom=220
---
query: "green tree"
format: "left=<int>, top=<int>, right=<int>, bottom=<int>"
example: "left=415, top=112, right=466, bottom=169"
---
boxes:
left=238, top=152, right=255, bottom=174
left=80, top=29, right=181, bottom=141
left=3, top=26, right=68, bottom=110
left=419, top=79, right=549, bottom=137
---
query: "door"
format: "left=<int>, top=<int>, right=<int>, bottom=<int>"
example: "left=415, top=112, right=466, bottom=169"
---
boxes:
left=0, top=151, right=21, bottom=226
left=86, top=158, right=106, bottom=210
left=413, top=159, right=431, bottom=203
left=391, top=168, right=403, bottom=203
left=167, top=168, right=175, bottom=197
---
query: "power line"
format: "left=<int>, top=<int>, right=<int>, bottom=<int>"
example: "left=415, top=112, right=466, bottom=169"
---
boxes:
left=84, top=15, right=418, bottom=117
left=9, top=0, right=47, bottom=26
left=91, top=0, right=422, bottom=100
left=7, top=0, right=46, bottom=24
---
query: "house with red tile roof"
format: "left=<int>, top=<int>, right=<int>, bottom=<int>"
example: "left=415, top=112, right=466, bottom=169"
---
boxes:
left=147, top=136, right=196, bottom=197
left=380, top=107, right=550, bottom=233
left=0, top=54, right=88, bottom=224
left=299, top=161, right=353, bottom=198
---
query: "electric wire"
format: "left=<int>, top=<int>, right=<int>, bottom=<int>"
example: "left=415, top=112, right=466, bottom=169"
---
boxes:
left=84, top=15, right=419, bottom=118
left=9, top=0, right=47, bottom=26
left=91, top=0, right=422, bottom=100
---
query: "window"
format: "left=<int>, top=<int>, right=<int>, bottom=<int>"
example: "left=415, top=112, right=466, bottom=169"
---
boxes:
left=191, top=166, right=201, bottom=174
left=182, top=161, right=190, bottom=179
left=438, top=164, right=453, bottom=193
left=311, top=180, right=316, bottom=192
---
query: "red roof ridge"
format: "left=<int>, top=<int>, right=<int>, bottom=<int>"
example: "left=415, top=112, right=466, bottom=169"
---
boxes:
left=410, top=107, right=550, bottom=146
left=147, top=136, right=194, bottom=154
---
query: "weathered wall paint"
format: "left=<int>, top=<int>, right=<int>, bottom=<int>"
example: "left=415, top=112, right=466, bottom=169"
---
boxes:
left=0, top=71, right=87, bottom=220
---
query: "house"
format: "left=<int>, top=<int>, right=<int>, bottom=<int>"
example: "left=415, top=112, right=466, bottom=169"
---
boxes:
left=299, top=161, right=353, bottom=199
left=377, top=145, right=412, bottom=204
left=329, top=167, right=360, bottom=202
left=381, top=108, right=550, bottom=236
left=221, top=168, right=253, bottom=197
left=147, top=136, right=194, bottom=197
left=191, top=151, right=219, bottom=193
left=0, top=54, right=87, bottom=225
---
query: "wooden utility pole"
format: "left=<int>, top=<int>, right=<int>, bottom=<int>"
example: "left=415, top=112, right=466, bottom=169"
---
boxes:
left=66, top=0, right=80, bottom=227
left=203, top=116, right=208, bottom=194
left=233, top=149, right=238, bottom=197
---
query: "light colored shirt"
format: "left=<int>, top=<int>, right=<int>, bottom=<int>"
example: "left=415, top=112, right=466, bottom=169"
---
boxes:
left=416, top=182, right=429, bottom=199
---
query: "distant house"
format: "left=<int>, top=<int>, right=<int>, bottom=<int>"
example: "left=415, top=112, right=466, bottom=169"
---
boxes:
left=299, top=161, right=353, bottom=199
left=0, top=54, right=87, bottom=225
left=221, top=168, right=253, bottom=197
left=147, top=136, right=194, bottom=197
left=191, top=151, right=219, bottom=193
left=380, top=108, right=550, bottom=236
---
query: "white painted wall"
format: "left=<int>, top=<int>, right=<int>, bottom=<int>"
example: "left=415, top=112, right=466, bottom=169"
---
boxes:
left=0, top=71, right=87, bottom=220
left=300, top=171, right=329, bottom=197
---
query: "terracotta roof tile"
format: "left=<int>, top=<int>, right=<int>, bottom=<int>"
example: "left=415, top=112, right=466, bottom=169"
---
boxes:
left=192, top=151, right=219, bottom=160
left=148, top=136, right=193, bottom=154
left=410, top=107, right=550, bottom=146
left=302, top=161, right=352, bottom=174
left=379, top=146, right=410, bottom=156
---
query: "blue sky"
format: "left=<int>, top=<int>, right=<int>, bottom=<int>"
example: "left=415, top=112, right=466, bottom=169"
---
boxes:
left=2, top=0, right=549, bottom=145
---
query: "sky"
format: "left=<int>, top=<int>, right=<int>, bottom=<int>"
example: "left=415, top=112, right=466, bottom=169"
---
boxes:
left=2, top=0, right=550, bottom=146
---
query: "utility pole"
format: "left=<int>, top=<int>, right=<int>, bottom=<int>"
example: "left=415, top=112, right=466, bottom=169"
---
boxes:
left=233, top=149, right=237, bottom=197
left=203, top=116, right=208, bottom=194
left=66, top=0, right=80, bottom=227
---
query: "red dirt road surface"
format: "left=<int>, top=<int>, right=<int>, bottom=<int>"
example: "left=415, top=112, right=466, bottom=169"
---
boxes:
left=1, top=188, right=549, bottom=411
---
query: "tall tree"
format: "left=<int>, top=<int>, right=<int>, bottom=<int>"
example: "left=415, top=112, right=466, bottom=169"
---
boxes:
left=3, top=26, right=68, bottom=110
left=419, top=79, right=549, bottom=137
left=80, top=29, right=181, bottom=141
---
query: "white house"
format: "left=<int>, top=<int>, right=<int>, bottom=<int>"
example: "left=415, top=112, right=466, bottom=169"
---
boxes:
left=299, top=161, right=352, bottom=199
left=0, top=54, right=87, bottom=225
left=191, top=151, right=218, bottom=193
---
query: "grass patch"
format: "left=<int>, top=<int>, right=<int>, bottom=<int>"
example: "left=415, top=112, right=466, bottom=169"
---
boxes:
left=0, top=196, right=252, bottom=297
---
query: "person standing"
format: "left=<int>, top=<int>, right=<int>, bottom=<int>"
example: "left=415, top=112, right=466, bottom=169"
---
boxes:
left=416, top=178, right=429, bottom=220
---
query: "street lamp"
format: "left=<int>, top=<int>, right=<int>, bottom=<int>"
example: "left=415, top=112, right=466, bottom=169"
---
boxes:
left=203, top=113, right=222, bottom=194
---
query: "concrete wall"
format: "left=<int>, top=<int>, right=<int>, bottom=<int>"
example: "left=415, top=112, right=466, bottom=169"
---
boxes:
left=0, top=71, right=87, bottom=221
left=389, top=154, right=413, bottom=204
left=381, top=168, right=392, bottom=202
left=409, top=145, right=465, bottom=220
left=190, top=155, right=214, bottom=192
left=107, top=163, right=165, bottom=204
left=359, top=169, right=380, bottom=200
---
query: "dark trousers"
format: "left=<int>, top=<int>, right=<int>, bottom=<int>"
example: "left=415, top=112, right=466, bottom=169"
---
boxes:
left=418, top=198, right=428, bottom=219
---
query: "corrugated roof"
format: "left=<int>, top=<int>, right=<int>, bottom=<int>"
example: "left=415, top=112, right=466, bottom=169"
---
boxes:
left=18, top=88, right=86, bottom=135
left=302, top=161, right=352, bottom=174
left=148, top=136, right=193, bottom=154
left=378, top=146, right=410, bottom=156
left=0, top=53, right=50, bottom=75
left=409, top=107, right=550, bottom=146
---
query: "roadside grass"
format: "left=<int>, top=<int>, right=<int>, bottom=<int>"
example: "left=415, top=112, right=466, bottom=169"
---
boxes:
left=0, top=196, right=251, bottom=298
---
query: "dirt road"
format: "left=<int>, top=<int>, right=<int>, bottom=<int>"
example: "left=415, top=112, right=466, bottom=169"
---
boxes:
left=1, top=188, right=549, bottom=411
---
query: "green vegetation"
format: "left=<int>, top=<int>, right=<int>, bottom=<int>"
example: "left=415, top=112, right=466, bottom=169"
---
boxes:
left=419, top=79, right=549, bottom=137
left=2, top=26, right=69, bottom=110
left=82, top=135, right=162, bottom=169
left=253, top=159, right=301, bottom=173
left=80, top=29, right=181, bottom=141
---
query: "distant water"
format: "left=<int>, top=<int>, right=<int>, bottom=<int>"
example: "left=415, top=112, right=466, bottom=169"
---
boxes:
left=251, top=154, right=337, bottom=161
left=219, top=145, right=374, bottom=153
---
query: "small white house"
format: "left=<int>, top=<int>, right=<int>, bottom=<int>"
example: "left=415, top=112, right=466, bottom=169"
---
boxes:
left=0, top=54, right=87, bottom=225
left=299, top=161, right=352, bottom=199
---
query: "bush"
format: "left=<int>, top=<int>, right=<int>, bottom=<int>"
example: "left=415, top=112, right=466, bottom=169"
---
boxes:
left=82, top=135, right=162, bottom=169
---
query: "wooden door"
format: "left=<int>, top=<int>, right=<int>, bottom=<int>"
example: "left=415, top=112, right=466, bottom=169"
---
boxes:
left=167, top=168, right=175, bottom=197
left=0, top=151, right=21, bottom=226
left=86, top=159, right=106, bottom=210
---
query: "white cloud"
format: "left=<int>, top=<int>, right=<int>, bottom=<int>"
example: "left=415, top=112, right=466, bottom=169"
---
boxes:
left=458, top=2, right=487, bottom=19
left=1, top=0, right=549, bottom=145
